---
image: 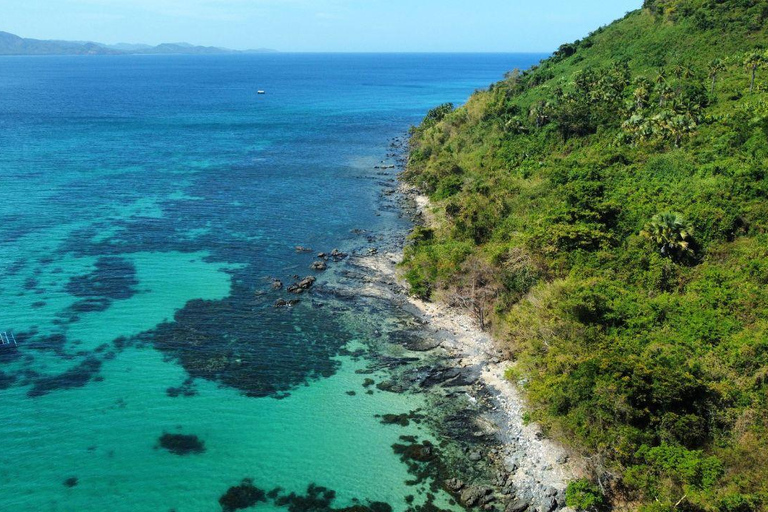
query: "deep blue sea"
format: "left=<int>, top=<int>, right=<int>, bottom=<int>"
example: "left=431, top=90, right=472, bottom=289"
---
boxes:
left=0, top=53, right=543, bottom=512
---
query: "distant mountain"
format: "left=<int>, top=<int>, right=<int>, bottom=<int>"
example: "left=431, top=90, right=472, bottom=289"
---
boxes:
left=0, top=31, right=277, bottom=56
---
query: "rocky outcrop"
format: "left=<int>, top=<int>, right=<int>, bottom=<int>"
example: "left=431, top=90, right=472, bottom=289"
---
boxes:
left=311, top=261, right=328, bottom=271
left=287, top=276, right=316, bottom=294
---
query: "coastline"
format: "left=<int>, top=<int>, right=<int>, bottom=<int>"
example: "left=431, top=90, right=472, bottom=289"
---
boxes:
left=344, top=174, right=581, bottom=511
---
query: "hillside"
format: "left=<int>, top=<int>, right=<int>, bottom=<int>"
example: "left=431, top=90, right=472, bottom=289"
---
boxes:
left=0, top=31, right=276, bottom=56
left=0, top=31, right=120, bottom=55
left=403, top=1, right=768, bottom=510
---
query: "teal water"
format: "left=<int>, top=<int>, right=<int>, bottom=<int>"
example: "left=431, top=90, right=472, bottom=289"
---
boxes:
left=0, top=53, right=542, bottom=511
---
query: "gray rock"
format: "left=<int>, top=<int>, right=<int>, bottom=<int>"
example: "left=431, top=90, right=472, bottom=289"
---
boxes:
left=330, top=248, right=348, bottom=261
left=444, top=478, right=465, bottom=492
left=505, top=499, right=529, bottom=512
left=460, top=486, right=493, bottom=507
left=274, top=299, right=300, bottom=308
left=288, top=276, right=316, bottom=293
left=311, top=261, right=327, bottom=271
left=469, top=451, right=482, bottom=462
left=537, top=497, right=557, bottom=512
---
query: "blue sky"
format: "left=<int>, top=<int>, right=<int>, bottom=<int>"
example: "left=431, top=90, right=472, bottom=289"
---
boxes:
left=2, top=0, right=641, bottom=52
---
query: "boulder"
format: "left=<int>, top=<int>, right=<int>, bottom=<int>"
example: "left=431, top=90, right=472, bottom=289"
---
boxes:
left=444, top=478, right=465, bottom=492
left=538, top=497, right=557, bottom=512
left=505, top=499, right=529, bottom=512
left=288, top=276, right=316, bottom=293
left=460, top=487, right=493, bottom=508
left=274, top=299, right=300, bottom=308
left=330, top=248, right=348, bottom=261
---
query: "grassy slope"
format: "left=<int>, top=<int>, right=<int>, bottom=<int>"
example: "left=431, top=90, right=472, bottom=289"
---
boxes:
left=403, top=1, right=768, bottom=510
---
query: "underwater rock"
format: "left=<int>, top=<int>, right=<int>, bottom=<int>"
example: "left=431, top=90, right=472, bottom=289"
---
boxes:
left=288, top=276, right=316, bottom=294
left=146, top=292, right=346, bottom=398
left=63, top=477, right=78, bottom=488
left=311, top=261, right=328, bottom=271
left=444, top=478, right=465, bottom=492
left=272, top=280, right=284, bottom=290
left=219, top=479, right=267, bottom=512
left=330, top=249, right=347, bottom=261
left=25, top=333, right=68, bottom=354
left=66, top=256, right=138, bottom=300
left=295, top=246, right=313, bottom=253
left=27, top=357, right=102, bottom=398
left=393, top=440, right=435, bottom=463
left=459, top=486, right=493, bottom=508
left=379, top=413, right=410, bottom=426
left=337, top=504, right=393, bottom=512
left=0, top=371, right=17, bottom=390
left=378, top=410, right=425, bottom=427
left=158, top=433, right=206, bottom=455
left=274, top=483, right=336, bottom=512
left=388, top=330, right=441, bottom=352
left=274, top=299, right=301, bottom=308
left=418, top=367, right=476, bottom=388
left=166, top=377, right=198, bottom=397
left=375, top=380, right=407, bottom=393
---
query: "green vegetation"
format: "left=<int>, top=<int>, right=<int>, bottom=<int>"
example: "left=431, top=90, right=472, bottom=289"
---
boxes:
left=402, top=1, right=768, bottom=510
left=566, top=478, right=607, bottom=511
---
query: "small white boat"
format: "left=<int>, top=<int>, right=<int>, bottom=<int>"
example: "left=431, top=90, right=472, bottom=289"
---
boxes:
left=257, top=90, right=266, bottom=95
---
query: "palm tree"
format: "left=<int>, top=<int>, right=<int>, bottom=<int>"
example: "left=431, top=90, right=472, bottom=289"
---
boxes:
left=656, top=82, right=674, bottom=107
left=744, top=51, right=766, bottom=93
left=633, top=78, right=652, bottom=111
left=529, top=101, right=551, bottom=128
left=708, top=58, right=725, bottom=95
left=640, top=212, right=694, bottom=258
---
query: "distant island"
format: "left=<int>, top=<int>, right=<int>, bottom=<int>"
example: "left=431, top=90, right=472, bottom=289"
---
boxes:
left=0, top=31, right=277, bottom=56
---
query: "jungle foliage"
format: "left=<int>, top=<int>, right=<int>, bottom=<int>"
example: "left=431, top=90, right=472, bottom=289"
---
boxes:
left=403, top=1, right=768, bottom=510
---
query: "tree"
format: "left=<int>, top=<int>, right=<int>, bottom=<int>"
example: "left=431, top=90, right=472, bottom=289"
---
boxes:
left=640, top=212, right=694, bottom=258
left=743, top=51, right=766, bottom=93
left=657, top=81, right=674, bottom=107
left=422, top=103, right=455, bottom=128
left=448, top=256, right=500, bottom=331
left=529, top=100, right=552, bottom=128
left=708, top=58, right=725, bottom=95
left=632, top=77, right=652, bottom=111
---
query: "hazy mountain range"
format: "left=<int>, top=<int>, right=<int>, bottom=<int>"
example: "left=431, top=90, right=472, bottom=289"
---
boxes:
left=0, top=31, right=277, bottom=56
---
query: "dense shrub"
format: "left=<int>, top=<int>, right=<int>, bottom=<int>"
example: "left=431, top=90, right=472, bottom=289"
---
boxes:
left=402, top=0, right=768, bottom=509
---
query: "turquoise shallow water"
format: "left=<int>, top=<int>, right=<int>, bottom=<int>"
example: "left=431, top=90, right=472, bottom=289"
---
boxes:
left=0, top=53, right=543, bottom=511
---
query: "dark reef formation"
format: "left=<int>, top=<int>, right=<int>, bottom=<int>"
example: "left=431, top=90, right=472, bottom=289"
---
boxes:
left=158, top=433, right=206, bottom=456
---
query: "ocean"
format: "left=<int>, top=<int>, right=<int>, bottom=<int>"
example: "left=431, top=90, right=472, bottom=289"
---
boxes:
left=0, top=53, right=543, bottom=512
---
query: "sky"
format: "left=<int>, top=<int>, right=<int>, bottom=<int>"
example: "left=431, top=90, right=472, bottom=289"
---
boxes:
left=1, top=0, right=642, bottom=53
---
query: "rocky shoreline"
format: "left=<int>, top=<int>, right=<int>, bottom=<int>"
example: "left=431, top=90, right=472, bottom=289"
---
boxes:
left=352, top=137, right=581, bottom=512
left=271, top=135, right=580, bottom=512
left=349, top=241, right=578, bottom=512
